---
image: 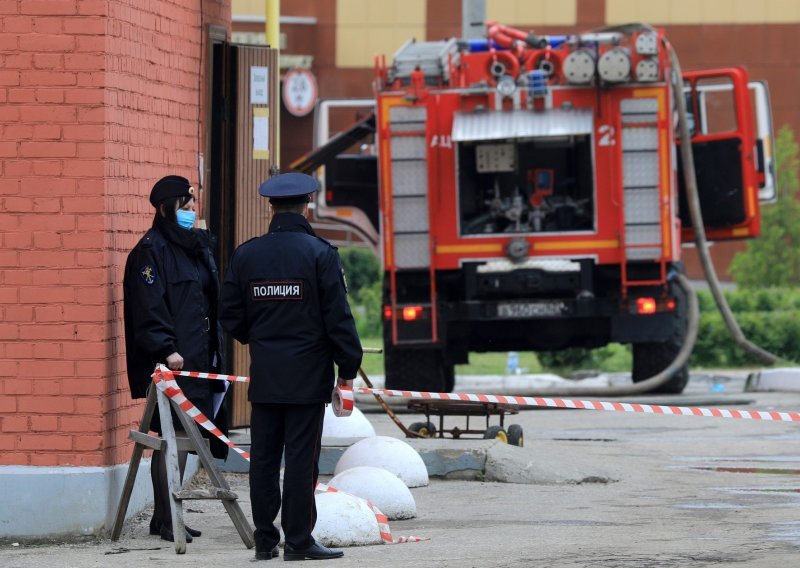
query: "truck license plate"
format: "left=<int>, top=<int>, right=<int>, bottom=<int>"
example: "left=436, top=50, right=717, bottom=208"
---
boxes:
left=497, top=301, right=565, bottom=318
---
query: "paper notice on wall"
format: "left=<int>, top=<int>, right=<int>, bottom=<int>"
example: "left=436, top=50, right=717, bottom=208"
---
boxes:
left=250, top=66, right=269, bottom=104
left=253, top=107, right=270, bottom=160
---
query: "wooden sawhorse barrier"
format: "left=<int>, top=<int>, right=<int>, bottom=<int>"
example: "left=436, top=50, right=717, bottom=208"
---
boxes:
left=110, top=384, right=255, bottom=554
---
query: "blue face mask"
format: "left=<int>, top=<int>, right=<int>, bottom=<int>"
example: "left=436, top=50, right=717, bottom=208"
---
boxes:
left=176, top=209, right=195, bottom=230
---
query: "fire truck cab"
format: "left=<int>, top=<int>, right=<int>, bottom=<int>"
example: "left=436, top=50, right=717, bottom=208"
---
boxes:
left=303, top=23, right=776, bottom=394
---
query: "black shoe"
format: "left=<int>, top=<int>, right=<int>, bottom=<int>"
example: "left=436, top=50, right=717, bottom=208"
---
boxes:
left=185, top=525, right=202, bottom=537
left=255, top=546, right=280, bottom=560
left=284, top=542, right=343, bottom=561
left=159, top=524, right=193, bottom=543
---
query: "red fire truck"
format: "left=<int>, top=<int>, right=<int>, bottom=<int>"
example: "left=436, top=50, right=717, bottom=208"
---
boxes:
left=295, top=23, right=776, bottom=394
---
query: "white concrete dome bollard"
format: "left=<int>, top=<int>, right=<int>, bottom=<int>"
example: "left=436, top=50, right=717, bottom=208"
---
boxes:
left=328, top=466, right=417, bottom=520
left=322, top=404, right=376, bottom=439
left=312, top=491, right=382, bottom=547
left=334, top=436, right=429, bottom=488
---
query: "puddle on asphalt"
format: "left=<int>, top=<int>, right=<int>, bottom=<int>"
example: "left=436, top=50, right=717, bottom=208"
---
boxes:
left=674, top=502, right=741, bottom=509
left=675, top=455, right=800, bottom=463
left=675, top=488, right=800, bottom=512
left=691, top=466, right=800, bottom=475
left=552, top=438, right=617, bottom=442
left=767, top=521, right=800, bottom=547
left=715, top=486, right=800, bottom=498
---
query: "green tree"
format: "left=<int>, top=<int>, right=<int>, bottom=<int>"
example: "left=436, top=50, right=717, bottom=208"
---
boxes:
left=339, top=247, right=380, bottom=293
left=352, top=279, right=383, bottom=338
left=339, top=247, right=383, bottom=338
left=729, top=125, right=800, bottom=286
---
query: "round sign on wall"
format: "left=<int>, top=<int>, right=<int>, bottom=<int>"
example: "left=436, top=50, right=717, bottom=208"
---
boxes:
left=282, top=68, right=318, bottom=117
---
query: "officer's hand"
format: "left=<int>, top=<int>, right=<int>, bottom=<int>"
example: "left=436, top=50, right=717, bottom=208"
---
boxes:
left=166, top=352, right=184, bottom=371
left=337, top=377, right=354, bottom=388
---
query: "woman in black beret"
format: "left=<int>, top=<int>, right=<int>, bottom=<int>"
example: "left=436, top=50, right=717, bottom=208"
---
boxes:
left=123, top=175, right=228, bottom=542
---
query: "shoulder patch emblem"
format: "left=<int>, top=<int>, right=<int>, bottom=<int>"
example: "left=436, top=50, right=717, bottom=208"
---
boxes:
left=139, top=264, right=156, bottom=285
left=341, top=268, right=348, bottom=294
left=251, top=280, right=304, bottom=301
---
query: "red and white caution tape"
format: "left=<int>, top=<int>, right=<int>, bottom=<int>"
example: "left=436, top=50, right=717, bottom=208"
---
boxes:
left=171, top=369, right=800, bottom=423
left=153, top=366, right=251, bottom=461
left=332, top=386, right=355, bottom=417
left=172, top=370, right=250, bottom=383
left=353, top=387, right=800, bottom=422
left=152, top=367, right=426, bottom=545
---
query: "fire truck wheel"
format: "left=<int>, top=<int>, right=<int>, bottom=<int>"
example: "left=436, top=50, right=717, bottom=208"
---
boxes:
left=483, top=426, right=508, bottom=443
left=631, top=277, right=690, bottom=394
left=507, top=424, right=524, bottom=447
left=443, top=364, right=455, bottom=393
left=384, top=346, right=447, bottom=393
left=408, top=421, right=437, bottom=438
left=632, top=343, right=689, bottom=394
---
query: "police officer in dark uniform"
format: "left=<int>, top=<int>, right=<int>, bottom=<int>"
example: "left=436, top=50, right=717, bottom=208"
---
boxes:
left=123, top=175, right=229, bottom=543
left=219, top=173, right=362, bottom=561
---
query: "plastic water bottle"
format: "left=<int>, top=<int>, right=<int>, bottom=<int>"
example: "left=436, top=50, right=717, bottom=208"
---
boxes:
left=506, top=351, right=519, bottom=375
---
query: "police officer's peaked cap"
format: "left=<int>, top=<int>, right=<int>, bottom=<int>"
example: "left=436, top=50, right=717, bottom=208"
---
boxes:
left=258, top=173, right=319, bottom=200
left=149, top=175, right=194, bottom=206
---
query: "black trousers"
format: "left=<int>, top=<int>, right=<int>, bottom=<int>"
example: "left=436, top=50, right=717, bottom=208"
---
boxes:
left=250, top=402, right=325, bottom=551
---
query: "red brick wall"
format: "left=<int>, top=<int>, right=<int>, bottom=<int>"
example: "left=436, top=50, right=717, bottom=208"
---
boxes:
left=0, top=0, right=230, bottom=467
left=103, top=0, right=230, bottom=467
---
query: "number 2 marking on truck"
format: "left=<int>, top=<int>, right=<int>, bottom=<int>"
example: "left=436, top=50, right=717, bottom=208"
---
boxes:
left=598, top=125, right=616, bottom=146
left=430, top=135, right=452, bottom=148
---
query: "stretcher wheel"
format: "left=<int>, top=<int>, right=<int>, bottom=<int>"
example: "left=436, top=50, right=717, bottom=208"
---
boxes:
left=483, top=425, right=508, bottom=443
left=408, top=421, right=437, bottom=438
left=507, top=424, right=524, bottom=447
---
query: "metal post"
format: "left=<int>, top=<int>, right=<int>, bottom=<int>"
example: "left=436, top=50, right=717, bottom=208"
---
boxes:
left=462, top=0, right=486, bottom=40
left=266, top=0, right=280, bottom=167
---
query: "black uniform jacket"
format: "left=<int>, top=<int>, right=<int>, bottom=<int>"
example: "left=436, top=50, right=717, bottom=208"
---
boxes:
left=219, top=213, right=362, bottom=404
left=123, top=220, right=223, bottom=401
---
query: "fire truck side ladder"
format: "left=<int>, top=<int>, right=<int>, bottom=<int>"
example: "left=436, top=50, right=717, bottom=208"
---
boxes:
left=386, top=105, right=436, bottom=345
left=618, top=97, right=668, bottom=296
